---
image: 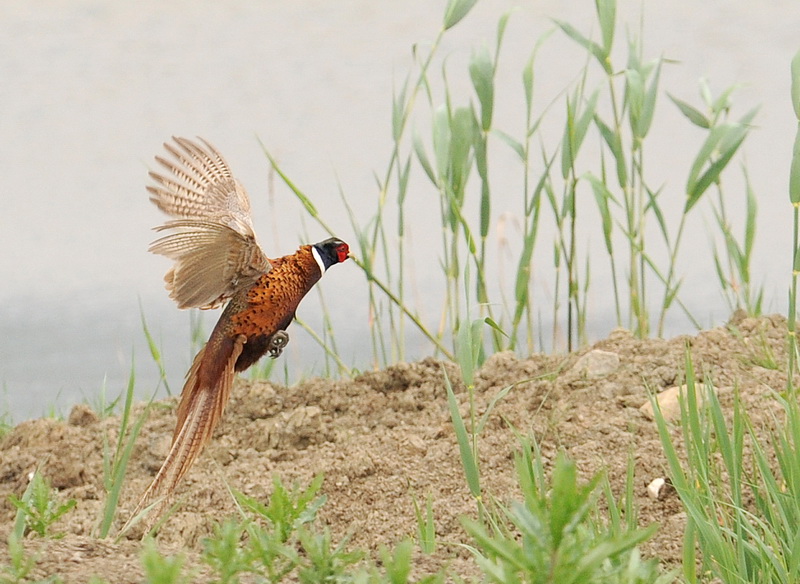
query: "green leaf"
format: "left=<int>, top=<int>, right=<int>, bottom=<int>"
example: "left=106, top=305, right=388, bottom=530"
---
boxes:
left=699, top=78, right=713, bottom=108
left=432, top=105, right=451, bottom=180
left=492, top=128, right=524, bottom=160
left=668, top=93, right=710, bottom=129
left=522, top=53, right=535, bottom=116
left=449, top=106, right=477, bottom=199
left=594, top=115, right=627, bottom=187
left=443, top=0, right=478, bottom=30
left=792, top=125, right=800, bottom=204
left=687, top=131, right=746, bottom=211
left=391, top=75, right=410, bottom=142
left=686, top=112, right=755, bottom=211
left=792, top=50, right=800, bottom=120
left=412, top=496, right=437, bottom=554
left=637, top=58, right=662, bottom=139
left=794, top=244, right=800, bottom=273
left=644, top=185, right=669, bottom=247
left=484, top=317, right=509, bottom=339
left=469, top=45, right=494, bottom=131
left=496, top=10, right=511, bottom=54
left=625, top=68, right=644, bottom=139
left=262, top=147, right=319, bottom=217
left=413, top=129, right=437, bottom=185
left=562, top=88, right=600, bottom=178
left=710, top=84, right=738, bottom=117
left=521, top=30, right=553, bottom=119
left=443, top=367, right=481, bottom=498
left=743, top=167, right=757, bottom=260
left=583, top=173, right=616, bottom=254
left=456, top=317, right=482, bottom=388
left=554, top=19, right=610, bottom=73
left=575, top=88, right=600, bottom=152
left=595, top=0, right=616, bottom=55
left=474, top=132, right=490, bottom=238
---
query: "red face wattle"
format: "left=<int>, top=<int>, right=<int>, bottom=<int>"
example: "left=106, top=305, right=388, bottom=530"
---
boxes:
left=336, top=242, right=350, bottom=263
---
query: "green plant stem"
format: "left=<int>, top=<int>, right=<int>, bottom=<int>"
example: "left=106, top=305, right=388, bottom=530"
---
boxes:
left=351, top=254, right=455, bottom=361
left=294, top=316, right=352, bottom=377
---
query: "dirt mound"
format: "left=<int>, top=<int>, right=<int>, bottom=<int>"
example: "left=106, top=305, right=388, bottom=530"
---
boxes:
left=0, top=313, right=789, bottom=582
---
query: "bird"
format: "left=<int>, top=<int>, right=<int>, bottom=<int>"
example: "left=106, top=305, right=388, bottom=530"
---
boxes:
left=126, top=136, right=349, bottom=530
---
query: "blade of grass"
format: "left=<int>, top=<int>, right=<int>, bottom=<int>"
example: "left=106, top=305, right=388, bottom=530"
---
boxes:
left=442, top=365, right=481, bottom=500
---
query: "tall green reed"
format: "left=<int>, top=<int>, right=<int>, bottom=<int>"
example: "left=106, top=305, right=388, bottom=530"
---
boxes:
left=267, top=0, right=758, bottom=369
left=788, top=49, right=800, bottom=387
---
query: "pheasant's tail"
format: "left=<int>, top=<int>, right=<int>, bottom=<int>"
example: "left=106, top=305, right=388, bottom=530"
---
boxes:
left=123, top=334, right=246, bottom=535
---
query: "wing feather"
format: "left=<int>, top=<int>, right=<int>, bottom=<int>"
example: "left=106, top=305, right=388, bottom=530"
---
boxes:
left=147, top=137, right=270, bottom=309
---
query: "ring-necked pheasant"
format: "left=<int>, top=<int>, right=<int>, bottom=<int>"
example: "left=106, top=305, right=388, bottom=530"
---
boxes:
left=128, top=136, right=349, bottom=529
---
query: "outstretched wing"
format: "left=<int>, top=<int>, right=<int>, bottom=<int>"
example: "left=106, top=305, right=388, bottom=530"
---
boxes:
left=147, top=137, right=270, bottom=309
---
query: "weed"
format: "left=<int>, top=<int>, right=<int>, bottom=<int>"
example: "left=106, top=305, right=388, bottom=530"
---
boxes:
left=0, top=534, right=35, bottom=584
left=463, top=441, right=671, bottom=584
left=728, top=323, right=779, bottom=371
left=654, top=347, right=800, bottom=583
left=412, top=493, right=437, bottom=555
left=8, top=471, right=76, bottom=539
left=202, top=475, right=331, bottom=583
left=141, top=538, right=187, bottom=584
left=98, top=358, right=151, bottom=538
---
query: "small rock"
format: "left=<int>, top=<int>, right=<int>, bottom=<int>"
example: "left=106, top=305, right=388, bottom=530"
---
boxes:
left=68, top=404, right=99, bottom=427
left=572, top=349, right=620, bottom=378
left=646, top=477, right=666, bottom=499
left=639, top=384, right=709, bottom=422
left=404, top=434, right=428, bottom=456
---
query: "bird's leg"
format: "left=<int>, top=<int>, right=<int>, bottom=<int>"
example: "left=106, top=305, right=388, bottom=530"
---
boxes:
left=267, top=330, right=289, bottom=358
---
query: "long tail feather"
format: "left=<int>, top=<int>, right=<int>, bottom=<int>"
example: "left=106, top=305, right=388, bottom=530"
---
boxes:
left=124, top=334, right=245, bottom=534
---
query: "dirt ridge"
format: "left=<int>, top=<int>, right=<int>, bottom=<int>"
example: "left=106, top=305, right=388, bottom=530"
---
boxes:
left=0, top=313, right=789, bottom=582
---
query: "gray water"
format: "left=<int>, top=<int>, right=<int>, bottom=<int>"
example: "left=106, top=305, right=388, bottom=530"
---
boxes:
left=1, top=0, right=798, bottom=421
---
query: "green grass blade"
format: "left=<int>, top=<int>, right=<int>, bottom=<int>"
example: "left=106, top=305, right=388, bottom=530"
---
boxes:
left=442, top=366, right=481, bottom=499
left=594, top=114, right=627, bottom=187
left=469, top=45, right=494, bottom=131
left=553, top=19, right=610, bottom=73
left=11, top=467, right=41, bottom=540
left=669, top=92, right=711, bottom=129
left=139, top=303, right=171, bottom=396
left=413, top=128, right=438, bottom=185
left=791, top=126, right=800, bottom=204
left=443, top=0, right=478, bottom=30
left=595, top=0, right=616, bottom=55
left=637, top=57, right=662, bottom=139
left=492, top=128, right=524, bottom=160
left=792, top=50, right=800, bottom=119
left=583, top=172, right=616, bottom=254
left=99, top=361, right=151, bottom=538
left=412, top=494, right=437, bottom=554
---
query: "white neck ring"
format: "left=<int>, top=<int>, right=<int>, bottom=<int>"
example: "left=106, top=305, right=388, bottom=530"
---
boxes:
left=311, top=246, right=326, bottom=274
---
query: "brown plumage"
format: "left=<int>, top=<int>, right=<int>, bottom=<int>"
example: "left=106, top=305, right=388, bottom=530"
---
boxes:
left=127, top=137, right=349, bottom=531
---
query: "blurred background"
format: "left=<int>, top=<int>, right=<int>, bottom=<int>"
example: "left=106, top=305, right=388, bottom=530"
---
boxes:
left=1, top=0, right=797, bottom=420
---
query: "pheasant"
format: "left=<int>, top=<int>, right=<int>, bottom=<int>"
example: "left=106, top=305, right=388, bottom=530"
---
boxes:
left=127, top=136, right=349, bottom=529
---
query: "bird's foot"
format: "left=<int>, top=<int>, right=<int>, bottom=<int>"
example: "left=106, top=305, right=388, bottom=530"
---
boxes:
left=268, top=331, right=289, bottom=358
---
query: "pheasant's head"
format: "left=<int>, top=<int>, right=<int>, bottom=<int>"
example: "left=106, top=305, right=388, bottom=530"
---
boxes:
left=312, top=238, right=350, bottom=273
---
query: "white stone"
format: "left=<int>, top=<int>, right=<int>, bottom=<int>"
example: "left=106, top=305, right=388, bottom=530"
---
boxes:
left=639, top=384, right=710, bottom=422
left=647, top=477, right=666, bottom=499
left=572, top=349, right=620, bottom=378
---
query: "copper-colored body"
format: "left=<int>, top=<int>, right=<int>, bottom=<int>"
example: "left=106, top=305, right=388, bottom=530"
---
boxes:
left=126, top=137, right=347, bottom=532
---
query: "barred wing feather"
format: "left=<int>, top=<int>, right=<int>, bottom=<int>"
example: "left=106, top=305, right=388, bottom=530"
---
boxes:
left=147, top=137, right=270, bottom=309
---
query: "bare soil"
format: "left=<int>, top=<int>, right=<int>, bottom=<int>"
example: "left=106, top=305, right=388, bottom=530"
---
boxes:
left=0, top=313, right=791, bottom=582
